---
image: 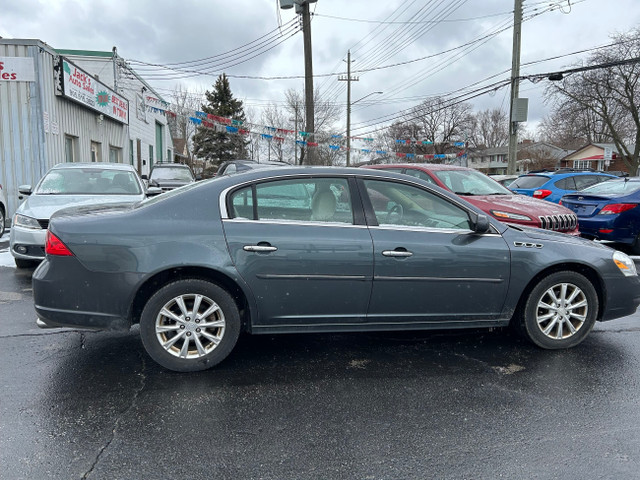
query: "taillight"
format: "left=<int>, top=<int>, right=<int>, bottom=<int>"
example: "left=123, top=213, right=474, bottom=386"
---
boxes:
left=45, top=231, right=74, bottom=256
left=598, top=203, right=637, bottom=215
left=533, top=189, right=552, bottom=199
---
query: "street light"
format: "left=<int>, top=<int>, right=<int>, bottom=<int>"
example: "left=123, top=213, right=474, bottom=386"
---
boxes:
left=346, top=91, right=382, bottom=166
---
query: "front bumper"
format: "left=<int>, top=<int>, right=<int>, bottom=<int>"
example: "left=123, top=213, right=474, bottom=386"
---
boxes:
left=10, top=225, right=46, bottom=260
left=601, top=272, right=640, bottom=321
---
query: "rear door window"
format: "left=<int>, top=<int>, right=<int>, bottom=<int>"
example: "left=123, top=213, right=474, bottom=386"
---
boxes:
left=554, top=177, right=576, bottom=190
left=510, top=175, right=550, bottom=189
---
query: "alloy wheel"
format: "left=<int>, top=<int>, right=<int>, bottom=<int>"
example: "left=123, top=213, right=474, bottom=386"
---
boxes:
left=155, top=293, right=226, bottom=359
left=535, top=282, right=588, bottom=340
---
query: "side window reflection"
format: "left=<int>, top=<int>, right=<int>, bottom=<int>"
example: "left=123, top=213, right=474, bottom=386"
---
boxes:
left=230, top=178, right=353, bottom=224
left=364, top=180, right=472, bottom=230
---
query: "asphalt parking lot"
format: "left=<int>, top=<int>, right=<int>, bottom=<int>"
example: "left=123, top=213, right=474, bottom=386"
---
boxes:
left=2, top=231, right=640, bottom=479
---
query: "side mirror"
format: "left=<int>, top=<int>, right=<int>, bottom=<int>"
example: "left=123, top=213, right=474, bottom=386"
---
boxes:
left=471, top=213, right=491, bottom=233
left=146, top=187, right=163, bottom=196
left=18, top=185, right=32, bottom=196
left=141, top=174, right=148, bottom=180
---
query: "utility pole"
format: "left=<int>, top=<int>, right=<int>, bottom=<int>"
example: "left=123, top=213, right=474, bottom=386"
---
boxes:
left=507, top=0, right=523, bottom=175
left=338, top=50, right=359, bottom=166
left=301, top=1, right=316, bottom=164
left=280, top=0, right=317, bottom=164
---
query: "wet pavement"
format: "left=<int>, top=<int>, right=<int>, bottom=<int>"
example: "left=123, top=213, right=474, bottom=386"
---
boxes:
left=1, top=232, right=640, bottom=479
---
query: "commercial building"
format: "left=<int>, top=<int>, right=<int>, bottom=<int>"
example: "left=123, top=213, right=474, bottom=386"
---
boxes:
left=0, top=38, right=173, bottom=220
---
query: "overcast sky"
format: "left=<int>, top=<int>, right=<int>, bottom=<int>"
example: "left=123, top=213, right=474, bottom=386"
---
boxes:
left=2, top=0, right=640, bottom=138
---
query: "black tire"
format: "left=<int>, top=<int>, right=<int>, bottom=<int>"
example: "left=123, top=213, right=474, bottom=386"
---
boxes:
left=14, top=258, right=39, bottom=269
left=630, top=235, right=640, bottom=255
left=520, top=271, right=598, bottom=349
left=0, top=208, right=5, bottom=238
left=139, top=279, right=241, bottom=372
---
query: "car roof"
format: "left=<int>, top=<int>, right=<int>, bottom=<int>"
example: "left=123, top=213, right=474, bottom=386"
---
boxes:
left=150, top=163, right=191, bottom=169
left=51, top=162, right=136, bottom=171
left=369, top=163, right=472, bottom=172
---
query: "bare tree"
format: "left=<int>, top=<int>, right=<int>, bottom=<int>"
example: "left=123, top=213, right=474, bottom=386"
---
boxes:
left=278, top=88, right=342, bottom=165
left=169, top=84, right=203, bottom=170
left=407, top=97, right=474, bottom=156
left=544, top=28, right=640, bottom=173
left=468, top=108, right=509, bottom=148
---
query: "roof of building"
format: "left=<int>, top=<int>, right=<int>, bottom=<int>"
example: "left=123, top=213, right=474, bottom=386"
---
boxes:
left=55, top=48, right=168, bottom=103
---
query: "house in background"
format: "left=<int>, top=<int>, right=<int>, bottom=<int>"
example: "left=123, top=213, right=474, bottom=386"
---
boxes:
left=560, top=143, right=635, bottom=174
left=468, top=141, right=567, bottom=175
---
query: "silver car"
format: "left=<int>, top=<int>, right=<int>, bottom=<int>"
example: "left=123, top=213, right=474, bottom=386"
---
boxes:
left=10, top=163, right=148, bottom=268
left=0, top=182, right=7, bottom=238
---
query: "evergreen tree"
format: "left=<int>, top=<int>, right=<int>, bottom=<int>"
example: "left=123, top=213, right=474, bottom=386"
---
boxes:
left=192, top=74, right=247, bottom=165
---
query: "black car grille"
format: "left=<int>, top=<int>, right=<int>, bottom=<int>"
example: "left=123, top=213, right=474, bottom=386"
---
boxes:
left=539, top=214, right=578, bottom=232
left=38, top=219, right=49, bottom=229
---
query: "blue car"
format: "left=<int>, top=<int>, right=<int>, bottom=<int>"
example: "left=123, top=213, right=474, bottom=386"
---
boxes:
left=561, top=177, right=640, bottom=253
left=510, top=171, right=617, bottom=203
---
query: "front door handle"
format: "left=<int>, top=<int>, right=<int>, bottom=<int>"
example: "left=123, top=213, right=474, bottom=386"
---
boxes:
left=243, top=245, right=278, bottom=252
left=382, top=249, right=413, bottom=258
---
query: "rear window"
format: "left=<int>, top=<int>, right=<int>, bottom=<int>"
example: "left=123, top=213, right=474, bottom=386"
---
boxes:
left=581, top=180, right=640, bottom=195
left=509, top=175, right=550, bottom=189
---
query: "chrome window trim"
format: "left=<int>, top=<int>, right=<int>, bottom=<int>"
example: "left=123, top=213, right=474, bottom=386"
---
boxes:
left=222, top=217, right=369, bottom=229
left=218, top=172, right=503, bottom=234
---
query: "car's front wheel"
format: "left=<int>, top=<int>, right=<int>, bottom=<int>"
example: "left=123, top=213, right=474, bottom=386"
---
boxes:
left=14, top=258, right=39, bottom=269
left=521, top=271, right=598, bottom=349
left=140, top=279, right=241, bottom=372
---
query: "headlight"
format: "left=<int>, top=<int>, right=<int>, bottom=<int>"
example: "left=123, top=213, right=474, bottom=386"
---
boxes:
left=491, top=210, right=532, bottom=221
left=13, top=214, right=42, bottom=230
left=613, top=251, right=637, bottom=277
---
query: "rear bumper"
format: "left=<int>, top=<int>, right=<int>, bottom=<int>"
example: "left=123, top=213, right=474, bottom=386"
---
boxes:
left=32, top=256, right=141, bottom=331
left=578, top=217, right=635, bottom=244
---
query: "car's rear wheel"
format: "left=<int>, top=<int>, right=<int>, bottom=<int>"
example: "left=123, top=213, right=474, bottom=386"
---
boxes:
left=0, top=207, right=5, bottom=238
left=521, top=271, right=598, bottom=349
left=140, top=279, right=241, bottom=372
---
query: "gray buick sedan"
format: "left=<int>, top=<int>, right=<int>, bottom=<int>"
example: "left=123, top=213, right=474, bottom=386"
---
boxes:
left=33, top=167, right=640, bottom=372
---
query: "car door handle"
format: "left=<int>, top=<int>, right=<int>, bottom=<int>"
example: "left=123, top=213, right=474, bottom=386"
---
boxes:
left=243, top=245, right=278, bottom=252
left=382, top=249, right=413, bottom=257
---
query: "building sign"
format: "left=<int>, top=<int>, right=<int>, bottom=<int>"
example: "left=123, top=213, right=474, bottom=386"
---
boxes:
left=56, top=57, right=129, bottom=124
left=0, top=57, right=35, bottom=82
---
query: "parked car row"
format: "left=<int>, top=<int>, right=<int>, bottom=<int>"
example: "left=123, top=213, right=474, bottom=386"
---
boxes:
left=364, top=164, right=580, bottom=234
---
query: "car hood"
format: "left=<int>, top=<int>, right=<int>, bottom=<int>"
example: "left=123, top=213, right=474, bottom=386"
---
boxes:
left=463, top=193, right=573, bottom=216
left=16, top=194, right=143, bottom=220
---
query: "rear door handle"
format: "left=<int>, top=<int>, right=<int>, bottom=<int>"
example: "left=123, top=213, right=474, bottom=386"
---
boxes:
left=382, top=249, right=413, bottom=258
left=243, top=245, right=278, bottom=252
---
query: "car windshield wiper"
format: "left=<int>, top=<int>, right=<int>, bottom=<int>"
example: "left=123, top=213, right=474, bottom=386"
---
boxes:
left=454, top=191, right=474, bottom=195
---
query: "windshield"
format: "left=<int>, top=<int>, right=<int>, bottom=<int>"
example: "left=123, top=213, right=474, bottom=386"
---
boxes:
left=509, top=175, right=550, bottom=189
left=150, top=167, right=194, bottom=181
left=432, top=169, right=513, bottom=195
left=36, top=168, right=142, bottom=195
left=580, top=179, right=640, bottom=195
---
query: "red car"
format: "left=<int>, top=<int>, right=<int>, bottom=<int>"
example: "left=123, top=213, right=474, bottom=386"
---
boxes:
left=364, top=164, right=579, bottom=234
